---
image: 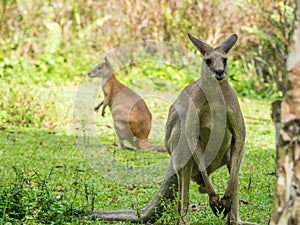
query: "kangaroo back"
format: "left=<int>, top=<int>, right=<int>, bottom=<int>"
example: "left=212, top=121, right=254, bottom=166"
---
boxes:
left=88, top=57, right=165, bottom=151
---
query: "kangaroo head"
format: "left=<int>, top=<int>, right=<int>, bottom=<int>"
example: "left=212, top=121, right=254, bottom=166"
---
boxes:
left=88, top=56, right=113, bottom=78
left=188, top=33, right=238, bottom=81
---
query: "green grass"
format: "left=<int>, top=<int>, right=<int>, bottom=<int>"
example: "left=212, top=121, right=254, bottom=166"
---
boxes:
left=0, top=59, right=276, bottom=224
left=0, top=74, right=276, bottom=225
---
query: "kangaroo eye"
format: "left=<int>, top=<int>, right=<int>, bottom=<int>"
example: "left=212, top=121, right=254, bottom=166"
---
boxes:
left=223, top=58, right=227, bottom=64
left=97, top=66, right=102, bottom=70
left=205, top=59, right=211, bottom=65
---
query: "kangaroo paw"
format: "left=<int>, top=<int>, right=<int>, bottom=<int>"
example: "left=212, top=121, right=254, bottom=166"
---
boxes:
left=219, top=195, right=232, bottom=219
left=208, top=194, right=221, bottom=217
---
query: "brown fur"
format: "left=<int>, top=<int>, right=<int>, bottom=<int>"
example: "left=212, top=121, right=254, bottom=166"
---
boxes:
left=88, top=57, right=165, bottom=151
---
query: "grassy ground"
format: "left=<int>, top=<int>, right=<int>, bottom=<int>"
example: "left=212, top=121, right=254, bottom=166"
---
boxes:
left=0, top=77, right=275, bottom=224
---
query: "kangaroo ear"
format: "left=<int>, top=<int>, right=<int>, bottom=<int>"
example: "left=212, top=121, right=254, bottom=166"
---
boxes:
left=104, top=56, right=110, bottom=65
left=216, top=34, right=238, bottom=53
left=188, top=33, right=213, bottom=55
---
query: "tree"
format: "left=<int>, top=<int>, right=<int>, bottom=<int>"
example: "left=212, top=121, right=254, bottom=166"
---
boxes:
left=270, top=0, right=300, bottom=224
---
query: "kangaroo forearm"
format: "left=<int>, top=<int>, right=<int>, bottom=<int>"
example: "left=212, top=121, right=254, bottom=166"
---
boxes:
left=94, top=101, right=104, bottom=111
left=200, top=169, right=216, bottom=196
left=196, top=157, right=216, bottom=196
left=101, top=105, right=107, bottom=116
left=192, top=143, right=216, bottom=196
left=225, top=147, right=244, bottom=197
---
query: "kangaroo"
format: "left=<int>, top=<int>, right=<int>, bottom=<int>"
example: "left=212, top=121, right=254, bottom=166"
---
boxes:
left=90, top=34, right=258, bottom=225
left=88, top=57, right=165, bottom=151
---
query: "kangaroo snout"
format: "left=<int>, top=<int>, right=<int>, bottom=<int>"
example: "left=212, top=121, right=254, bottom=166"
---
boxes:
left=215, top=68, right=224, bottom=76
left=88, top=69, right=98, bottom=78
left=214, top=69, right=225, bottom=80
left=88, top=71, right=93, bottom=77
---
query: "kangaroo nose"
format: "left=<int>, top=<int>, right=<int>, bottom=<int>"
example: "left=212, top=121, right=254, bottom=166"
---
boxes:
left=215, top=69, right=224, bottom=76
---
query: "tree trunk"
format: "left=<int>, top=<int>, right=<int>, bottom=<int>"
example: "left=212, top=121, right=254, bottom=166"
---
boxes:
left=270, top=0, right=300, bottom=224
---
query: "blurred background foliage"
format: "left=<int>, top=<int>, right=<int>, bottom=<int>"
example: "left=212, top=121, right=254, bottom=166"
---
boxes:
left=0, top=0, right=296, bottom=126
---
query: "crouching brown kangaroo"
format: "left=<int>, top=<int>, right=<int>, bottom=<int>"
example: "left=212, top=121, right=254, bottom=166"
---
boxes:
left=90, top=34, right=258, bottom=225
left=88, top=57, right=165, bottom=151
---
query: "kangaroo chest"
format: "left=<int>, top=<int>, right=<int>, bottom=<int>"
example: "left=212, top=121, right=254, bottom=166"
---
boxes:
left=198, top=104, right=232, bottom=152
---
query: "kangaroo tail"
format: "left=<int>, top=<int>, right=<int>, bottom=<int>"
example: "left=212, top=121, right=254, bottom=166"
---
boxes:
left=90, top=160, right=178, bottom=223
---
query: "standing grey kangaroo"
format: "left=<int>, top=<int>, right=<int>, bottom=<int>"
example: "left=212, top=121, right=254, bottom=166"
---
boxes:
left=88, top=57, right=165, bottom=151
left=90, top=34, right=258, bottom=225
